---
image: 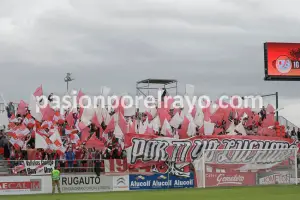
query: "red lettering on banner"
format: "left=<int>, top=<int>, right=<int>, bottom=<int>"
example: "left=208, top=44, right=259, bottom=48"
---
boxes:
left=115, top=159, right=126, bottom=172
left=104, top=159, right=151, bottom=173
left=0, top=181, right=40, bottom=190
left=205, top=173, right=256, bottom=187
left=108, top=159, right=127, bottom=172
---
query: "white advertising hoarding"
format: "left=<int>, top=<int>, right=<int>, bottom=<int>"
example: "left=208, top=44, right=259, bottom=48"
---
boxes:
left=60, top=174, right=113, bottom=193
left=112, top=175, right=129, bottom=191
left=0, top=176, right=51, bottom=195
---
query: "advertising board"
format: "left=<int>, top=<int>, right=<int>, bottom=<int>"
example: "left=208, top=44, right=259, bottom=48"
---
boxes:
left=0, top=176, right=51, bottom=195
left=112, top=175, right=129, bottom=191
left=129, top=173, right=194, bottom=190
left=60, top=174, right=113, bottom=193
left=205, top=172, right=256, bottom=187
left=257, top=171, right=294, bottom=185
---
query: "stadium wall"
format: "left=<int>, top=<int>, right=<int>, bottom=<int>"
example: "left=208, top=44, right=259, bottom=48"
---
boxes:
left=0, top=174, right=130, bottom=195
left=1, top=171, right=299, bottom=195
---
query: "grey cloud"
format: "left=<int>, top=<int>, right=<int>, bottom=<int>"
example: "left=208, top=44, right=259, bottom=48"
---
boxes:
left=1, top=0, right=300, bottom=108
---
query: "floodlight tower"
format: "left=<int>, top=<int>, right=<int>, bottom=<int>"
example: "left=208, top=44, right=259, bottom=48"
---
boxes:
left=64, top=73, right=74, bottom=92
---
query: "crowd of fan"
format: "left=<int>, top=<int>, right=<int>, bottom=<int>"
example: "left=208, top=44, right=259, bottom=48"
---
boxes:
left=0, top=93, right=299, bottom=174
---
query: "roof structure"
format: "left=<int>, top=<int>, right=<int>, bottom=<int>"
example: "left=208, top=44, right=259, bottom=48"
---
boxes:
left=136, top=79, right=177, bottom=85
left=136, top=78, right=178, bottom=98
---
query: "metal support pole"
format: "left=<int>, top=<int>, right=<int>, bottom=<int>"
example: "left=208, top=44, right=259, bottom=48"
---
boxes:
left=148, top=80, right=150, bottom=96
left=295, top=148, right=298, bottom=185
left=202, top=149, right=206, bottom=188
left=64, top=73, right=74, bottom=93
left=275, top=92, right=279, bottom=122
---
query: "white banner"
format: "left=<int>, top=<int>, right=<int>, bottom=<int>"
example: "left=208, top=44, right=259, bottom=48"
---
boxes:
left=112, top=175, right=129, bottom=191
left=258, top=171, right=294, bottom=185
left=0, top=176, right=51, bottom=195
left=60, top=174, right=113, bottom=193
left=24, top=160, right=55, bottom=175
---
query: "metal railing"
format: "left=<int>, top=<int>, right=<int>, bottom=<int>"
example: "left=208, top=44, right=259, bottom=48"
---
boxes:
left=278, top=116, right=299, bottom=130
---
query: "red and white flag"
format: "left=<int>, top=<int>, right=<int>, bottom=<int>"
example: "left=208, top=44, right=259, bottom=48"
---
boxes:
left=33, top=85, right=43, bottom=97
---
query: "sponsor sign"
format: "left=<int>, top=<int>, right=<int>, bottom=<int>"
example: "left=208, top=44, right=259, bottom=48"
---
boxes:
left=205, top=173, right=256, bottom=187
left=24, top=160, right=54, bottom=175
left=113, top=175, right=129, bottom=191
left=129, top=173, right=194, bottom=190
left=0, top=176, right=51, bottom=195
left=257, top=171, right=293, bottom=185
left=60, top=174, right=113, bottom=193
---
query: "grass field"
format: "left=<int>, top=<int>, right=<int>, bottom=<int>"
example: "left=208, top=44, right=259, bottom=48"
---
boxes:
left=2, top=185, right=300, bottom=200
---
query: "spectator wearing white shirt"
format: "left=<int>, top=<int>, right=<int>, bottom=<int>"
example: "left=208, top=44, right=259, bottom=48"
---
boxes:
left=285, top=126, right=291, bottom=138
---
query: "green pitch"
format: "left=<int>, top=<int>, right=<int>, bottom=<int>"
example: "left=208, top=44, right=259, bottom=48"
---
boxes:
left=3, top=185, right=300, bottom=200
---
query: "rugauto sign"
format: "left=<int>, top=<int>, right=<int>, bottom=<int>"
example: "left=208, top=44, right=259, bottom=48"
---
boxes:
left=60, top=174, right=113, bottom=193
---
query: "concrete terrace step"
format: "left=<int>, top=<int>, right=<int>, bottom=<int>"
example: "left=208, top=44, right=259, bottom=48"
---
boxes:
left=0, top=160, right=9, bottom=174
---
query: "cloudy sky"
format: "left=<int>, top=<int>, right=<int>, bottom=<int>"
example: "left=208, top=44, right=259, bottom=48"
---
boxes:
left=0, top=0, right=300, bottom=126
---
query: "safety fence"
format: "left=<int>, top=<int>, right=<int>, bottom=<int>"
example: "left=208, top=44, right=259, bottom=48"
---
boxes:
left=0, top=148, right=299, bottom=195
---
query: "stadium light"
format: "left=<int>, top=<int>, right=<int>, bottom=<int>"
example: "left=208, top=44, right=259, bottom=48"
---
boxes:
left=64, top=73, right=74, bottom=92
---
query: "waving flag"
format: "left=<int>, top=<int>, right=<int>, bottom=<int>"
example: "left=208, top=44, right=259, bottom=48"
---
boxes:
left=35, top=132, right=49, bottom=149
left=85, top=133, right=105, bottom=151
left=105, top=117, right=115, bottom=133
left=15, top=124, right=30, bottom=137
left=129, top=119, right=136, bottom=133
left=91, top=112, right=101, bottom=128
left=161, top=119, right=172, bottom=137
left=17, top=100, right=28, bottom=116
left=9, top=137, right=24, bottom=150
left=23, top=114, right=35, bottom=129
left=170, top=112, right=183, bottom=129
left=50, top=129, right=65, bottom=155
left=70, top=133, right=80, bottom=145
left=33, top=85, right=43, bottom=97
left=118, top=113, right=128, bottom=133
left=41, top=105, right=55, bottom=121
left=157, top=108, right=171, bottom=126
left=65, top=125, right=78, bottom=135
left=76, top=90, right=85, bottom=104
left=266, top=104, right=275, bottom=114
left=81, top=127, right=90, bottom=142
left=66, top=111, right=75, bottom=127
